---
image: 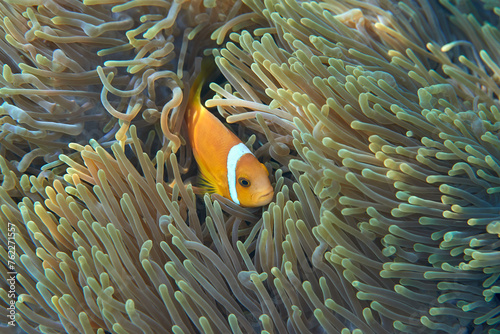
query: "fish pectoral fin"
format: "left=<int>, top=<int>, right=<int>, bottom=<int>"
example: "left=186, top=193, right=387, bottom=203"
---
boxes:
left=198, top=170, right=224, bottom=195
left=198, top=172, right=215, bottom=194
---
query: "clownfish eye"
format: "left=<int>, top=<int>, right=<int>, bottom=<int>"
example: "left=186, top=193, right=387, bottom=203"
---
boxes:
left=238, top=177, right=251, bottom=187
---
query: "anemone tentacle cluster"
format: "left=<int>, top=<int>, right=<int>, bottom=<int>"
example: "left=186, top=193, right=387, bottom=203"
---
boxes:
left=1, top=0, right=500, bottom=333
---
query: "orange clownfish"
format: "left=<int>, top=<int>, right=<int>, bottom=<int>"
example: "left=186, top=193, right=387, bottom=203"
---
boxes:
left=185, top=61, right=273, bottom=207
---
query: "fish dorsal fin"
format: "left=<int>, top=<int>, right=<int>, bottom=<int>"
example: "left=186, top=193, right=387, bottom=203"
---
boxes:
left=186, top=57, right=217, bottom=117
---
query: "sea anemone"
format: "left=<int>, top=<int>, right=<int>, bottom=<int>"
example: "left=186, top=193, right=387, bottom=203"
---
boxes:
left=0, top=0, right=114, bottom=174
left=1, top=0, right=500, bottom=333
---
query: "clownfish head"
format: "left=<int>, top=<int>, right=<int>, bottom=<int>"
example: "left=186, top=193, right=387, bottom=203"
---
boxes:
left=227, top=143, right=273, bottom=207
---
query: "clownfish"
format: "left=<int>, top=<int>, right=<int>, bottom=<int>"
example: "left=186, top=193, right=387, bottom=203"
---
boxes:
left=185, top=60, right=273, bottom=207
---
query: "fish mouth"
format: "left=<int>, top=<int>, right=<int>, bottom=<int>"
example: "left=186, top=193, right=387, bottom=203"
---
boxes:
left=243, top=190, right=274, bottom=207
left=255, top=189, right=274, bottom=205
left=259, top=190, right=274, bottom=199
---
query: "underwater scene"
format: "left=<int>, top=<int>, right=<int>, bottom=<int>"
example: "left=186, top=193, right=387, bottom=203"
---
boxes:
left=0, top=0, right=499, bottom=333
